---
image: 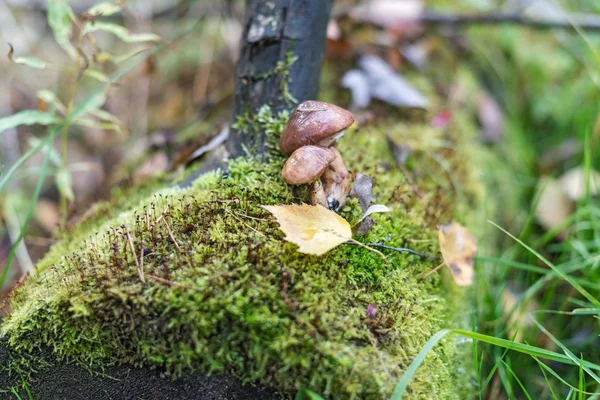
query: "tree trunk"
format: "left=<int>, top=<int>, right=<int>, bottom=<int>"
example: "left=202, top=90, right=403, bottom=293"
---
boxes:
left=227, top=0, right=333, bottom=158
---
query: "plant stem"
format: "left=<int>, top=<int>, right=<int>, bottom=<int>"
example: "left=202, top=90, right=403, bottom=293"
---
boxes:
left=59, top=24, right=85, bottom=225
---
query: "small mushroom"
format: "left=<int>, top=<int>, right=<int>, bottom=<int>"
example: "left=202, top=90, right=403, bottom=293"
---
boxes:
left=280, top=100, right=355, bottom=154
left=281, top=145, right=335, bottom=208
left=280, top=101, right=355, bottom=211
left=320, top=147, right=351, bottom=211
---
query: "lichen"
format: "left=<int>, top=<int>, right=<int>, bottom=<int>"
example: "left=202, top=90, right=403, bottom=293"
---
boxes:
left=1, top=98, right=500, bottom=399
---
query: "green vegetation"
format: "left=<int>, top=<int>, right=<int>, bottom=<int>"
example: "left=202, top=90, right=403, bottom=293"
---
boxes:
left=2, top=99, right=499, bottom=398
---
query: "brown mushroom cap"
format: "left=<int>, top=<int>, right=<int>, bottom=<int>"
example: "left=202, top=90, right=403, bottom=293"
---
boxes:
left=280, top=100, right=355, bottom=154
left=281, top=145, right=335, bottom=185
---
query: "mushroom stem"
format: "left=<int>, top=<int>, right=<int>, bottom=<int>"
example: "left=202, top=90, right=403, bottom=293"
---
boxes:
left=309, top=180, right=328, bottom=208
left=320, top=147, right=351, bottom=211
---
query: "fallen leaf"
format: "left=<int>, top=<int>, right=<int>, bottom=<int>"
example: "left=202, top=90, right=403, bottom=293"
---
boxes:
left=538, top=138, right=581, bottom=173
left=558, top=166, right=600, bottom=201
left=355, top=218, right=374, bottom=236
left=438, top=222, right=477, bottom=286
left=349, top=173, right=373, bottom=211
left=501, top=289, right=535, bottom=343
left=133, top=152, right=169, bottom=183
left=187, top=126, right=229, bottom=163
left=350, top=0, right=424, bottom=29
left=386, top=135, right=411, bottom=165
left=357, top=204, right=390, bottom=224
left=35, top=199, right=60, bottom=232
left=263, top=204, right=352, bottom=256
left=477, top=92, right=504, bottom=143
left=535, top=177, right=573, bottom=238
left=341, top=69, right=371, bottom=109
left=400, top=40, right=430, bottom=70
left=358, top=55, right=428, bottom=109
left=349, top=173, right=378, bottom=235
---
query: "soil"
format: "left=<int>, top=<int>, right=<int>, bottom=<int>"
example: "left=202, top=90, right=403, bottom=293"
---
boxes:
left=0, top=340, right=282, bottom=400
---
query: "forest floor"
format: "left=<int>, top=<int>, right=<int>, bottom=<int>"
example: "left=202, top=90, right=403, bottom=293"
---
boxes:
left=0, top=0, right=599, bottom=399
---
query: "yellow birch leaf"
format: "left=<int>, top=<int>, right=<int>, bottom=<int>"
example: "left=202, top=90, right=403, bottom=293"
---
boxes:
left=262, top=204, right=352, bottom=256
left=438, top=222, right=478, bottom=286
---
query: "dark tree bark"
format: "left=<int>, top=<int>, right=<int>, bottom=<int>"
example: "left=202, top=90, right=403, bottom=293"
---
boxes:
left=227, top=0, right=334, bottom=158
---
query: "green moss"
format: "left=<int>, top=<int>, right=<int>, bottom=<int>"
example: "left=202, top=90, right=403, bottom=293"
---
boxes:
left=1, top=98, right=501, bottom=399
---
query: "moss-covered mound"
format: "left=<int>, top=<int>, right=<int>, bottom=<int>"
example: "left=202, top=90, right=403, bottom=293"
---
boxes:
left=1, top=106, right=495, bottom=399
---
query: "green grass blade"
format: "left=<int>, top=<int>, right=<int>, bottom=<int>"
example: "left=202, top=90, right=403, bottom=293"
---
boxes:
left=10, top=387, right=23, bottom=400
left=501, top=360, right=533, bottom=400
left=391, top=329, right=451, bottom=400
left=529, top=316, right=600, bottom=385
left=489, top=221, right=600, bottom=308
left=296, top=388, right=326, bottom=400
left=0, top=142, right=51, bottom=288
left=532, top=355, right=600, bottom=396
left=452, top=329, right=600, bottom=371
left=534, top=356, right=559, bottom=400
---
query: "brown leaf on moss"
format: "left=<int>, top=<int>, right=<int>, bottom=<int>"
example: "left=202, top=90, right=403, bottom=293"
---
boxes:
left=438, top=222, right=477, bottom=286
left=262, top=204, right=352, bottom=256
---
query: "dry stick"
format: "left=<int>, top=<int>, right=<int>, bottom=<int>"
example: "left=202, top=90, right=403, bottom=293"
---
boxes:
left=399, top=164, right=424, bottom=199
left=232, top=211, right=270, bottom=222
left=146, top=274, right=200, bottom=292
left=161, top=217, right=181, bottom=250
left=124, top=225, right=144, bottom=283
left=419, top=11, right=600, bottom=31
left=224, top=208, right=265, bottom=236
left=346, top=239, right=388, bottom=262
left=421, top=262, right=446, bottom=281
left=368, top=243, right=438, bottom=260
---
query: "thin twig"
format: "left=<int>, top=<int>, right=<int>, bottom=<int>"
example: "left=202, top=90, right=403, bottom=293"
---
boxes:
left=224, top=208, right=265, bottom=236
left=346, top=239, right=388, bottom=262
left=421, top=262, right=446, bottom=280
left=124, top=225, right=144, bottom=283
left=419, top=11, right=600, bottom=32
left=146, top=274, right=200, bottom=292
left=368, top=243, right=438, bottom=260
left=399, top=164, right=424, bottom=199
left=161, top=217, right=181, bottom=250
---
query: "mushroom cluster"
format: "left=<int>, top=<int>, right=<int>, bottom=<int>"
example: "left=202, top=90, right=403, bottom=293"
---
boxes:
left=280, top=101, right=355, bottom=211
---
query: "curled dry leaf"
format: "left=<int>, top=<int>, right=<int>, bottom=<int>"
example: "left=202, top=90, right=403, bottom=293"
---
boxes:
left=341, top=69, right=371, bottom=109
left=350, top=173, right=373, bottom=211
left=350, top=0, right=424, bottom=28
left=501, top=289, right=536, bottom=343
left=358, top=55, right=428, bottom=109
left=535, top=177, right=573, bottom=239
left=438, top=222, right=477, bottom=286
left=262, top=204, right=352, bottom=256
left=349, top=173, right=386, bottom=235
left=386, top=135, right=411, bottom=165
left=558, top=166, right=600, bottom=201
left=477, top=92, right=504, bottom=143
left=357, top=204, right=391, bottom=224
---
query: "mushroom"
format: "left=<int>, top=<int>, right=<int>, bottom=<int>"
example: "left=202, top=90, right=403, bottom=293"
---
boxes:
left=280, top=100, right=355, bottom=153
left=320, top=147, right=351, bottom=211
left=281, top=145, right=335, bottom=208
left=280, top=100, right=355, bottom=211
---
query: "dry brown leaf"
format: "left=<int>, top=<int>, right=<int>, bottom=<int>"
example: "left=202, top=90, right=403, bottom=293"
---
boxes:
left=263, top=204, right=352, bottom=256
left=558, top=166, right=600, bottom=201
left=535, top=177, right=573, bottom=239
left=501, top=289, right=535, bottom=343
left=438, top=222, right=477, bottom=286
